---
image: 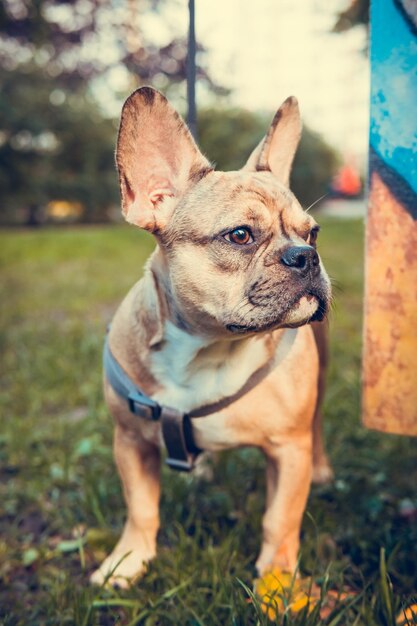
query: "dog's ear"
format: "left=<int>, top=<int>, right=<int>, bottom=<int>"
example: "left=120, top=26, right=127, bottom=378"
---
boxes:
left=243, top=96, right=301, bottom=186
left=116, top=87, right=212, bottom=231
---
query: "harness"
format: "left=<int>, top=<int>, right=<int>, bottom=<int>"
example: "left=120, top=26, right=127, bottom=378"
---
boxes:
left=103, top=328, right=297, bottom=472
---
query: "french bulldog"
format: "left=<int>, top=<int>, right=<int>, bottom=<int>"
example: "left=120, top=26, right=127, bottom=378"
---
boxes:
left=90, top=87, right=332, bottom=587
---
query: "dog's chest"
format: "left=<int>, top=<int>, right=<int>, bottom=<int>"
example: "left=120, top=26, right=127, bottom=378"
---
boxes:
left=149, top=322, right=270, bottom=415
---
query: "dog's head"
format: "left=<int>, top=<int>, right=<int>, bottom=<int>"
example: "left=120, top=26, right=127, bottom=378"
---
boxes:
left=116, top=87, right=331, bottom=337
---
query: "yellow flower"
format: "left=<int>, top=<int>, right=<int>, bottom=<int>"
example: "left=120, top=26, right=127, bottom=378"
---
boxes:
left=254, top=567, right=318, bottom=620
left=396, top=604, right=417, bottom=625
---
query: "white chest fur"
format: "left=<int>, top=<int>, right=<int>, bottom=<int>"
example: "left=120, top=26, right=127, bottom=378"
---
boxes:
left=150, top=321, right=271, bottom=414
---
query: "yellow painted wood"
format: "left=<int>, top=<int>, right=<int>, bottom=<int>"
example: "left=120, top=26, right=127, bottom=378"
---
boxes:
left=363, top=172, right=417, bottom=435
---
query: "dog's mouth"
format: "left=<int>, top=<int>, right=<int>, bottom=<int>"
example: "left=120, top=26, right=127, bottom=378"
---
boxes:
left=227, top=320, right=278, bottom=335
left=226, top=293, right=328, bottom=335
left=309, top=295, right=328, bottom=322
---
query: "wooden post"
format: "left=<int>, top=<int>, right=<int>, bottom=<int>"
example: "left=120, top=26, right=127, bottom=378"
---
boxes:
left=187, top=0, right=197, bottom=140
left=363, top=0, right=417, bottom=435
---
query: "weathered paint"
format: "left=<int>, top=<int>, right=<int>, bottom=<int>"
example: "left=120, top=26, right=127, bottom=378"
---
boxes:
left=363, top=0, right=417, bottom=435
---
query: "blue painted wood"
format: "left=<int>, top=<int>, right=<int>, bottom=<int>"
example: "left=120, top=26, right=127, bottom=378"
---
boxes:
left=370, top=0, right=417, bottom=212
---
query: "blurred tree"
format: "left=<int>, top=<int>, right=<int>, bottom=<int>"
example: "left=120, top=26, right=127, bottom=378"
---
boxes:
left=0, top=0, right=221, bottom=224
left=292, top=127, right=340, bottom=208
left=0, top=65, right=119, bottom=223
left=198, top=107, right=269, bottom=171
left=0, top=0, right=218, bottom=93
left=332, top=0, right=370, bottom=34
left=198, top=107, right=339, bottom=208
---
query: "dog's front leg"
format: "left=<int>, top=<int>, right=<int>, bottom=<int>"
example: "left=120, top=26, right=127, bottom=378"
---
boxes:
left=256, top=436, right=312, bottom=575
left=90, top=423, right=161, bottom=587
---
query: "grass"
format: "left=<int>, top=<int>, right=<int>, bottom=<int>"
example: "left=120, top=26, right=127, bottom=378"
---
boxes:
left=1, top=218, right=417, bottom=625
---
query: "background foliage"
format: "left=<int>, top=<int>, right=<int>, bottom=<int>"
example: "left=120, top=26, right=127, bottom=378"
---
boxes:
left=0, top=0, right=339, bottom=225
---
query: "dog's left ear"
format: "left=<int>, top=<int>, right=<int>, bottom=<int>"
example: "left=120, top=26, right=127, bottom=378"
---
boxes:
left=243, top=96, right=302, bottom=186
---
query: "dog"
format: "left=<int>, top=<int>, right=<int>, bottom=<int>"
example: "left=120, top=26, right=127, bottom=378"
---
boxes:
left=90, top=86, right=332, bottom=587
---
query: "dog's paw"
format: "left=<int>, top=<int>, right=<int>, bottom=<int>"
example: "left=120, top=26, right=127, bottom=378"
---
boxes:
left=312, top=460, right=334, bottom=484
left=90, top=550, right=151, bottom=588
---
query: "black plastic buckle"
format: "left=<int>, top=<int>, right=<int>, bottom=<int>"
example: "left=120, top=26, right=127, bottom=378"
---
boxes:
left=128, top=392, right=161, bottom=421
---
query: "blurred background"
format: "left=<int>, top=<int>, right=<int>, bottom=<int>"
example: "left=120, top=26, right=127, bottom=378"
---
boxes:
left=0, top=0, right=368, bottom=226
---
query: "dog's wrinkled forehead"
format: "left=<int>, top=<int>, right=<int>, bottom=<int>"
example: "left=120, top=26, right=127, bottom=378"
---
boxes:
left=170, top=169, right=309, bottom=238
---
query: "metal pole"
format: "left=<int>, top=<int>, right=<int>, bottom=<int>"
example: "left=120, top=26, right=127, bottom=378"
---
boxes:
left=187, top=0, right=197, bottom=139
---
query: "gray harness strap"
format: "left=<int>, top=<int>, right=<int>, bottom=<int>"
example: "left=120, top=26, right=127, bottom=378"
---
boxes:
left=103, top=337, right=201, bottom=471
left=103, top=328, right=297, bottom=472
left=103, top=337, right=161, bottom=422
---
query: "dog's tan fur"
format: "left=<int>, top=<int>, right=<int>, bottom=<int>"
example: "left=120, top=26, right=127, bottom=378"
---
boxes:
left=90, top=87, right=332, bottom=587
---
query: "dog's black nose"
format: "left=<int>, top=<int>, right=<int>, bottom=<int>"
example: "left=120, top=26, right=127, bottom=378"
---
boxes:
left=281, top=245, right=320, bottom=274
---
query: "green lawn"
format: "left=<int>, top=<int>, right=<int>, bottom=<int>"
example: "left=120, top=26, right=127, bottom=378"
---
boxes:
left=1, top=219, right=416, bottom=625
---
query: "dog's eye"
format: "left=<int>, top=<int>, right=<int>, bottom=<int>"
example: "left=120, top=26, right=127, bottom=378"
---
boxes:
left=309, top=226, right=320, bottom=247
left=224, top=227, right=254, bottom=245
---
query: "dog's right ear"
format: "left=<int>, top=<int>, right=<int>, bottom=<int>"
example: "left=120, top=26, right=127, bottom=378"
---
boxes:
left=243, top=96, right=302, bottom=187
left=116, top=87, right=212, bottom=232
